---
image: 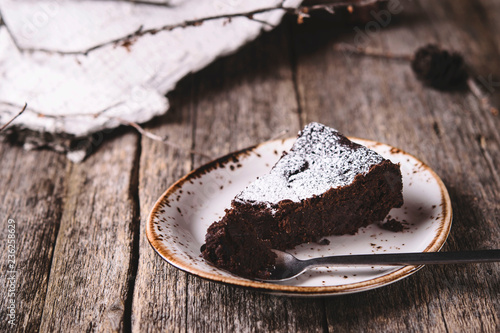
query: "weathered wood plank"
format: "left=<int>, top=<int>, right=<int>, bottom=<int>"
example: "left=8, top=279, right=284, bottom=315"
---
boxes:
left=131, top=96, right=193, bottom=332
left=189, top=30, right=302, bottom=155
left=38, top=132, right=140, bottom=332
left=0, top=144, right=66, bottom=332
left=293, top=0, right=499, bottom=331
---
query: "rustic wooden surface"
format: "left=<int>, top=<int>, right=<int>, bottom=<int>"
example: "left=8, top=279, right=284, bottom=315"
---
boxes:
left=1, top=0, right=499, bottom=331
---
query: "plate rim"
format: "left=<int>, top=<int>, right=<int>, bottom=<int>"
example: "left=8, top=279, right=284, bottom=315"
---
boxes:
left=147, top=137, right=453, bottom=295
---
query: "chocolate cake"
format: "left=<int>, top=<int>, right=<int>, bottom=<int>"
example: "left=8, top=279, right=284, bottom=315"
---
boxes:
left=202, top=122, right=403, bottom=279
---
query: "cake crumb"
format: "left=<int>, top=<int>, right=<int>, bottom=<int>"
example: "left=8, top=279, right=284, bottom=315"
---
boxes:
left=381, top=218, right=404, bottom=232
left=317, top=238, right=331, bottom=245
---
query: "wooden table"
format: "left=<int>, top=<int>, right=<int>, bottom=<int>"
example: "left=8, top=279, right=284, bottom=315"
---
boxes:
left=1, top=0, right=499, bottom=331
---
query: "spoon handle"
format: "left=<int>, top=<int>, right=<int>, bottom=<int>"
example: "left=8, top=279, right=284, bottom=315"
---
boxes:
left=305, top=250, right=500, bottom=267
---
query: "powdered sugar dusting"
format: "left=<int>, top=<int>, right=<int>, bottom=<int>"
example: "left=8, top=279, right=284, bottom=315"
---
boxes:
left=235, top=123, right=384, bottom=206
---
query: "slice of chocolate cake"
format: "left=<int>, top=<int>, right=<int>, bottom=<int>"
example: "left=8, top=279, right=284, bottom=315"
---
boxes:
left=202, top=122, right=403, bottom=279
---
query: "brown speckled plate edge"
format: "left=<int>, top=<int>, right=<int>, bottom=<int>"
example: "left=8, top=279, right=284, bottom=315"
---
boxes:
left=147, top=138, right=453, bottom=296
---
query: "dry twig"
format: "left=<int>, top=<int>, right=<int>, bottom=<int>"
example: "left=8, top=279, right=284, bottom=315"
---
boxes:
left=0, top=101, right=124, bottom=119
left=99, top=0, right=174, bottom=7
left=0, top=101, right=212, bottom=159
left=110, top=117, right=213, bottom=159
left=0, top=103, right=27, bottom=132
left=467, top=78, right=499, bottom=116
left=2, top=0, right=380, bottom=56
left=268, top=129, right=290, bottom=141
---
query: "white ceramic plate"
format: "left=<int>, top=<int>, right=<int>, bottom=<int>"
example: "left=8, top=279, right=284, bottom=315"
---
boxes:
left=147, top=138, right=452, bottom=296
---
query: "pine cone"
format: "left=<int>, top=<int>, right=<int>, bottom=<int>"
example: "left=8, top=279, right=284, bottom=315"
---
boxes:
left=411, top=44, right=468, bottom=90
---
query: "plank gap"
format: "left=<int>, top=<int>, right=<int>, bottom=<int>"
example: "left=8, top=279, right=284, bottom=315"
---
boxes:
left=123, top=134, right=142, bottom=333
left=322, top=298, right=329, bottom=333
left=184, top=275, right=189, bottom=333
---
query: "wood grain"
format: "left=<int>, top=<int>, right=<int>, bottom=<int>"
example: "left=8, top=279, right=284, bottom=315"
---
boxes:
left=37, top=132, right=140, bottom=332
left=131, top=93, right=194, bottom=332
left=0, top=144, right=66, bottom=333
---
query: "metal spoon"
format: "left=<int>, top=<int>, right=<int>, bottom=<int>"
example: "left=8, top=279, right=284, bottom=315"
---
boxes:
left=258, top=249, right=500, bottom=282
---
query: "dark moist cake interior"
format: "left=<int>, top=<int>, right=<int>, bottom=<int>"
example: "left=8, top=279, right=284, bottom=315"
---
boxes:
left=202, top=123, right=403, bottom=279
